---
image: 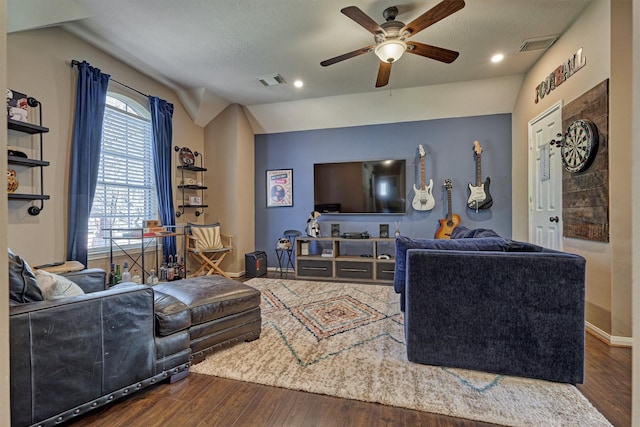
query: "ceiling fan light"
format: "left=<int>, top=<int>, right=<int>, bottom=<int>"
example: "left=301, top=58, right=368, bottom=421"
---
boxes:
left=374, top=40, right=407, bottom=63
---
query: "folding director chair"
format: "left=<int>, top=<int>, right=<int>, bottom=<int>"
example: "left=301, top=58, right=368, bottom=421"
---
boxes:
left=186, top=222, right=233, bottom=278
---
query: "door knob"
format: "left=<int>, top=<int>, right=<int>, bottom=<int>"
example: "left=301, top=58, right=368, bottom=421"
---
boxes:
left=549, top=216, right=559, bottom=223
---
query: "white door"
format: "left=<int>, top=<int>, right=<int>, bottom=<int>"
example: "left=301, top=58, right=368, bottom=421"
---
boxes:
left=528, top=101, right=563, bottom=250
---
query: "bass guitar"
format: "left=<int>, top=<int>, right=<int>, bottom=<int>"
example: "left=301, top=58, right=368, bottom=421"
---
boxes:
left=467, top=140, right=493, bottom=211
left=412, top=144, right=435, bottom=211
left=436, top=179, right=461, bottom=239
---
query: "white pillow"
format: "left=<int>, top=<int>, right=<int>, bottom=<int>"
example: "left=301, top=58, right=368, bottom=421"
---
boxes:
left=35, top=270, right=85, bottom=300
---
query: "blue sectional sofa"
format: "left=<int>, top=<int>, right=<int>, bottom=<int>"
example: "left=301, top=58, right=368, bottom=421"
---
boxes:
left=394, top=228, right=586, bottom=384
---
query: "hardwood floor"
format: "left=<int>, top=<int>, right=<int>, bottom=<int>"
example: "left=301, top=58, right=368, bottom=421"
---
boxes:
left=68, top=275, right=631, bottom=427
left=577, top=334, right=631, bottom=427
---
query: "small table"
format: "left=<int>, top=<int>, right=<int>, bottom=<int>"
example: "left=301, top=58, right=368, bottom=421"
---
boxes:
left=275, top=248, right=295, bottom=278
left=103, top=226, right=187, bottom=279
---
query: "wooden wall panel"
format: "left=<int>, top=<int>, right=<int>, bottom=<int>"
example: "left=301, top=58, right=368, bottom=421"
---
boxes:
left=562, top=79, right=609, bottom=242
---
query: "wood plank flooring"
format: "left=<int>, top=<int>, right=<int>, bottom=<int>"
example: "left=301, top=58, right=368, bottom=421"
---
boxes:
left=67, top=277, right=631, bottom=427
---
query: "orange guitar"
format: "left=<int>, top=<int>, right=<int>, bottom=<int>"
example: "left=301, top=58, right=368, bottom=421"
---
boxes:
left=436, top=179, right=461, bottom=239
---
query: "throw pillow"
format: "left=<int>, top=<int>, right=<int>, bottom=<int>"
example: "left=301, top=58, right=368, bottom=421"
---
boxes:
left=8, top=248, right=43, bottom=304
left=451, top=226, right=501, bottom=239
left=34, top=269, right=85, bottom=300
left=505, top=239, right=547, bottom=252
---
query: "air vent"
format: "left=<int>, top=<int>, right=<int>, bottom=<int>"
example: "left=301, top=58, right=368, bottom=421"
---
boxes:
left=518, top=36, right=558, bottom=52
left=257, top=73, right=287, bottom=87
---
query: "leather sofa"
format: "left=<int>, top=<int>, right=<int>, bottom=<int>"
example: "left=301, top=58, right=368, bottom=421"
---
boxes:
left=394, top=228, right=586, bottom=384
left=9, top=251, right=261, bottom=427
left=10, top=264, right=191, bottom=427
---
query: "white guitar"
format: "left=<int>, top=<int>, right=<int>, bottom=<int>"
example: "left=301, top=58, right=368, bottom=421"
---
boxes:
left=412, top=144, right=435, bottom=211
left=467, top=140, right=493, bottom=211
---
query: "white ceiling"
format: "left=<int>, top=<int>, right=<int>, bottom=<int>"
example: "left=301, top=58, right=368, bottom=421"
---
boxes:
left=9, top=0, right=591, bottom=115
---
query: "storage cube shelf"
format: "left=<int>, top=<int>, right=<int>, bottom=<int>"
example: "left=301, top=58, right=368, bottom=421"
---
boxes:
left=295, top=237, right=395, bottom=284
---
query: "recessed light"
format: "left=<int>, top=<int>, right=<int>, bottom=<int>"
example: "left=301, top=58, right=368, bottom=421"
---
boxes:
left=491, top=53, right=504, bottom=63
left=294, top=80, right=303, bottom=88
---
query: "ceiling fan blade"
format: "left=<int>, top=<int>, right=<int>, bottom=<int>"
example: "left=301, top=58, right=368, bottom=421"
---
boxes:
left=376, top=62, right=392, bottom=88
left=320, top=45, right=374, bottom=67
left=406, top=41, right=459, bottom=63
left=401, top=0, right=465, bottom=37
left=341, top=6, right=383, bottom=34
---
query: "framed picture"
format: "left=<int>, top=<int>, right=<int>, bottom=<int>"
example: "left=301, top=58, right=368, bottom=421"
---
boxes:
left=266, top=169, right=293, bottom=207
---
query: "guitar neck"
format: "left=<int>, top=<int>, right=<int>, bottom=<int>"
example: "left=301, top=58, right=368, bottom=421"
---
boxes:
left=475, top=152, right=482, bottom=186
left=446, top=187, right=453, bottom=221
left=420, top=156, right=426, bottom=189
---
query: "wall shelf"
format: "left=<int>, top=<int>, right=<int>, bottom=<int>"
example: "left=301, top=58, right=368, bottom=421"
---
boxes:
left=177, top=184, right=208, bottom=190
left=174, top=146, right=207, bottom=217
left=178, top=204, right=209, bottom=209
left=8, top=193, right=50, bottom=200
left=8, top=118, right=49, bottom=134
left=8, top=156, right=49, bottom=167
left=178, top=165, right=206, bottom=172
left=7, top=98, right=49, bottom=215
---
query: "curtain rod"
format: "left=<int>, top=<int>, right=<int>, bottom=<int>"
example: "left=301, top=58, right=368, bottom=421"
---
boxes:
left=70, top=59, right=150, bottom=98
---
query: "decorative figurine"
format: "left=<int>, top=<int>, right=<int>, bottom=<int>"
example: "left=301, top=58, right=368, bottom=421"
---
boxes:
left=7, top=169, right=19, bottom=193
left=306, top=211, right=321, bottom=238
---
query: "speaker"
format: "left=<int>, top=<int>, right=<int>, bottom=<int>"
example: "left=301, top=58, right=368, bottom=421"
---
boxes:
left=331, top=224, right=341, bottom=237
left=379, top=224, right=389, bottom=238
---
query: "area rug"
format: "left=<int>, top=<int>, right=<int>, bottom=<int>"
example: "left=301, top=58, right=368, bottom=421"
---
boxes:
left=191, top=278, right=611, bottom=426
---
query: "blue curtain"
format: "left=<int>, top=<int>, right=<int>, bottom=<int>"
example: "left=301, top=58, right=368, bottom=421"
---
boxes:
left=149, top=96, right=177, bottom=258
left=67, top=61, right=110, bottom=266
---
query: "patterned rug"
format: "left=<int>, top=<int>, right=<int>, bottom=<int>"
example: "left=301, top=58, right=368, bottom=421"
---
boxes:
left=191, top=278, right=611, bottom=426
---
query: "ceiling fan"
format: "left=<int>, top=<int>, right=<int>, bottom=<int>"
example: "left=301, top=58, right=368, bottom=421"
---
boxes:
left=320, top=0, right=465, bottom=88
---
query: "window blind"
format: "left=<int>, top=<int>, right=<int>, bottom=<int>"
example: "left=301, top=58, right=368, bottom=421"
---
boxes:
left=88, top=101, right=158, bottom=252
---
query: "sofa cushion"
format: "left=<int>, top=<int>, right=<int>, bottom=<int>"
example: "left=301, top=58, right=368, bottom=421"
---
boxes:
left=154, top=276, right=261, bottom=326
left=8, top=248, right=43, bottom=305
left=61, top=268, right=108, bottom=293
left=394, top=236, right=512, bottom=292
left=34, top=270, right=85, bottom=300
left=153, top=290, right=192, bottom=336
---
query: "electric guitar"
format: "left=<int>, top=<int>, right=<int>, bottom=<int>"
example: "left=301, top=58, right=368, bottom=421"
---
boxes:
left=412, top=144, right=435, bottom=211
left=467, top=141, right=493, bottom=211
left=436, top=179, right=461, bottom=239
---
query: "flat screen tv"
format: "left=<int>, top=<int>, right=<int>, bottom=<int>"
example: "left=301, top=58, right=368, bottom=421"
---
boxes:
left=314, top=159, right=406, bottom=214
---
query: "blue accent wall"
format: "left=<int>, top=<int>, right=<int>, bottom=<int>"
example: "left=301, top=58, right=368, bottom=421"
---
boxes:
left=255, top=114, right=512, bottom=267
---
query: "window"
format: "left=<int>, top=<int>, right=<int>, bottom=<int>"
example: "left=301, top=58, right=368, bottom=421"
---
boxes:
left=88, top=94, right=158, bottom=253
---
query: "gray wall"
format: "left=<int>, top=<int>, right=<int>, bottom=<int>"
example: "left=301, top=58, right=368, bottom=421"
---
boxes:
left=255, top=114, right=512, bottom=267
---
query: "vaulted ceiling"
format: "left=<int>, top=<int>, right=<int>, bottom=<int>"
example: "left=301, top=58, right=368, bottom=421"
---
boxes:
left=8, top=0, right=591, bottom=124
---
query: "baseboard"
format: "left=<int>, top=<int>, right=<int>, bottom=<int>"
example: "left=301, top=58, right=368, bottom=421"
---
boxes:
left=224, top=267, right=278, bottom=278
left=585, top=321, right=632, bottom=347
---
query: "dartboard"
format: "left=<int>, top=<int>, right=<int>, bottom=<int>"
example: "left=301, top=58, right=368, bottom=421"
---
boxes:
left=561, top=119, right=598, bottom=173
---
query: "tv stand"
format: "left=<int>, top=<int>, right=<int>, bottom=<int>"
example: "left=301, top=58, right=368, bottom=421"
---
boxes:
left=294, top=237, right=395, bottom=284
